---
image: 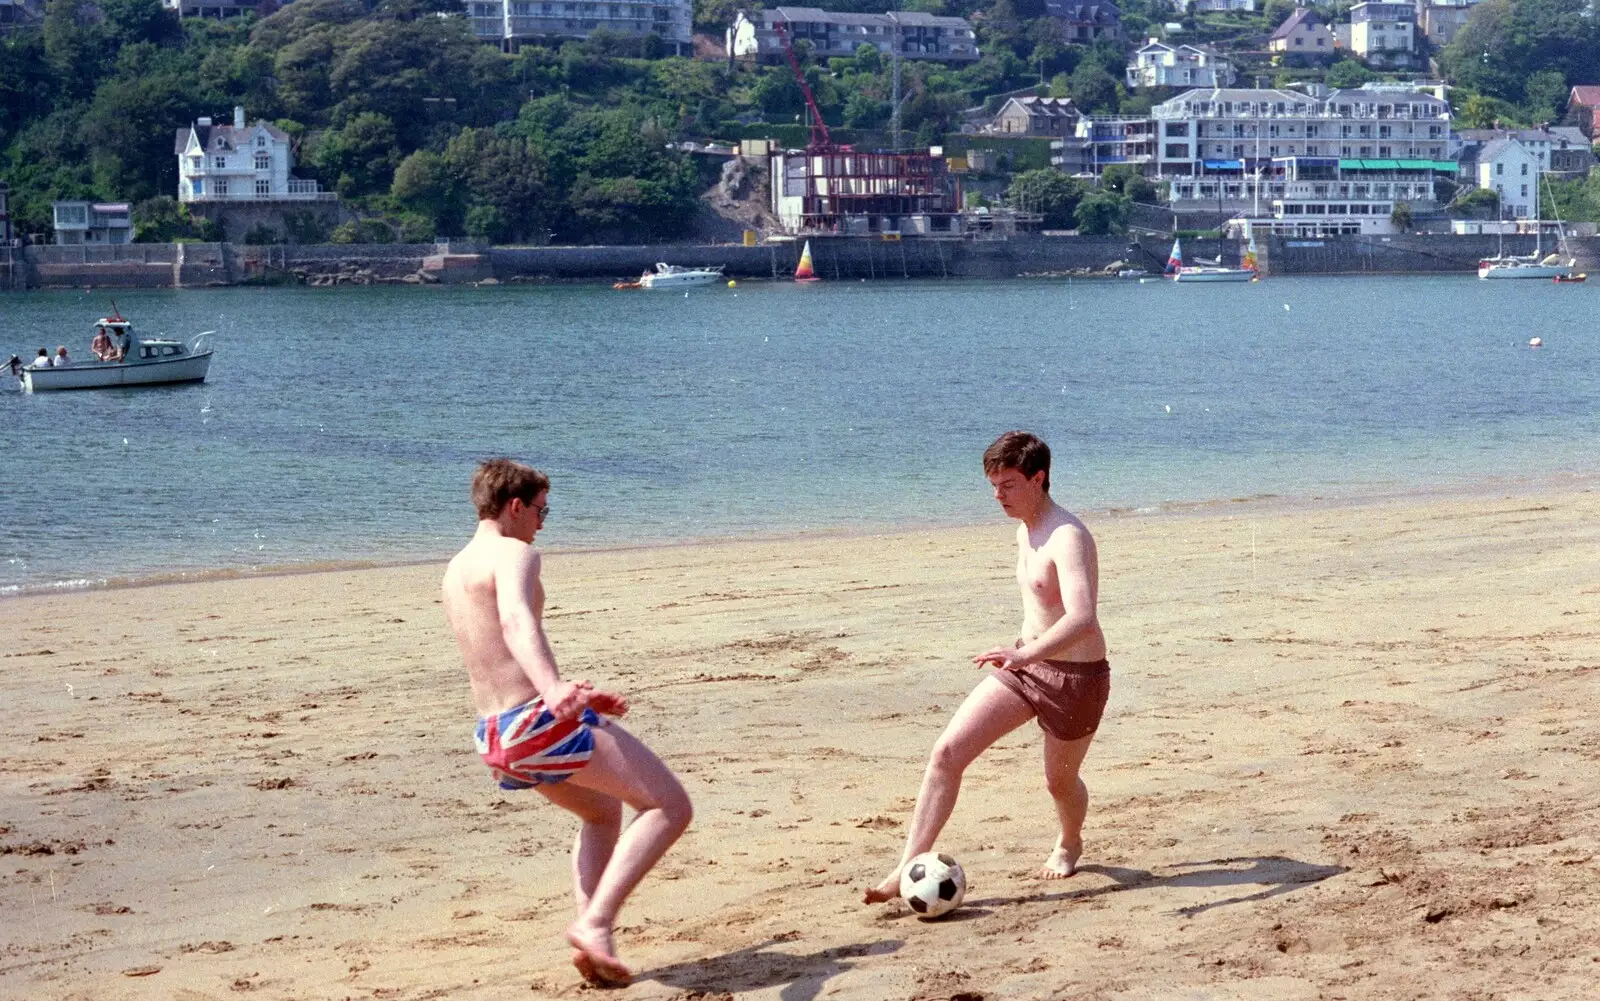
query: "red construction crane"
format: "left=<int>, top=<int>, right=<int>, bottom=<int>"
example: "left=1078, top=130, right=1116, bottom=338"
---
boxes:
left=772, top=20, right=838, bottom=153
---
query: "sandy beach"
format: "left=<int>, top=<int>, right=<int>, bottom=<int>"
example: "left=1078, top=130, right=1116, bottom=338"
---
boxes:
left=3, top=487, right=1598, bottom=1000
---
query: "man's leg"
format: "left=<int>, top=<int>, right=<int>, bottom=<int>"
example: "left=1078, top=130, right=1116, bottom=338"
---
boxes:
left=559, top=722, right=693, bottom=983
left=864, top=675, right=1035, bottom=903
left=537, top=781, right=624, bottom=913
left=1040, top=731, right=1095, bottom=878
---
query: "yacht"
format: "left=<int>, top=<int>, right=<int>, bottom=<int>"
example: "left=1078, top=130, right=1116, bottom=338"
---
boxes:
left=637, top=263, right=725, bottom=289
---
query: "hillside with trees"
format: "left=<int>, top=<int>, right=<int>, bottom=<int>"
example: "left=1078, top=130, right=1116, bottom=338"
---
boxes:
left=1, top=0, right=1596, bottom=242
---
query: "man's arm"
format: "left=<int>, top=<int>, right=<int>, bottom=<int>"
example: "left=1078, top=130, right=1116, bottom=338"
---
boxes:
left=494, top=545, right=591, bottom=718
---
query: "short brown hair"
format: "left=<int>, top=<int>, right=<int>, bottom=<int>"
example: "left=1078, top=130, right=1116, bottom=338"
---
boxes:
left=983, top=431, right=1050, bottom=492
left=471, top=458, right=550, bottom=520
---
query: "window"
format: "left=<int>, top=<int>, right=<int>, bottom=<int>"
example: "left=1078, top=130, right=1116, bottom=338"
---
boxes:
left=216, top=179, right=229, bottom=196
left=1165, top=143, right=1189, bottom=158
left=1165, top=122, right=1189, bottom=137
left=1522, top=184, right=1528, bottom=197
left=1497, top=163, right=1504, bottom=176
left=1520, top=163, right=1528, bottom=176
left=192, top=180, right=204, bottom=195
left=215, top=156, right=227, bottom=168
left=256, top=135, right=266, bottom=147
left=191, top=156, right=203, bottom=170
left=254, top=153, right=270, bottom=170
left=255, top=179, right=270, bottom=196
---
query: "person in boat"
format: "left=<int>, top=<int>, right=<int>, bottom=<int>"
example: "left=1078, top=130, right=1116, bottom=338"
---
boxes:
left=440, top=458, right=691, bottom=988
left=28, top=348, right=52, bottom=369
left=7, top=355, right=20, bottom=378
left=110, top=330, right=129, bottom=362
left=91, top=326, right=115, bottom=361
left=53, top=346, right=70, bottom=366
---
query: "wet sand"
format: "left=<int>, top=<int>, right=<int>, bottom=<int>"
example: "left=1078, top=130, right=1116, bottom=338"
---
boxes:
left=3, top=489, right=1598, bottom=1000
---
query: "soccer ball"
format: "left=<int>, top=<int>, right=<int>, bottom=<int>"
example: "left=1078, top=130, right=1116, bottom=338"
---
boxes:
left=899, top=852, right=966, bottom=918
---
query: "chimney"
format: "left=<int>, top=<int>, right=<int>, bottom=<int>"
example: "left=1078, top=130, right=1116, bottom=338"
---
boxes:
left=197, top=116, right=212, bottom=127
left=234, top=106, right=246, bottom=130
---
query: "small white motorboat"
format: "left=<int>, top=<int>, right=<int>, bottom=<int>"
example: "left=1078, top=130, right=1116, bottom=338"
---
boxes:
left=637, top=263, right=725, bottom=289
left=18, top=316, right=214, bottom=393
left=1117, top=268, right=1150, bottom=279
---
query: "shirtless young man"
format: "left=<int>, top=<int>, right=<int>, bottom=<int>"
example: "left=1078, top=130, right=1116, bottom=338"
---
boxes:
left=442, top=458, right=692, bottom=986
left=865, top=431, right=1110, bottom=902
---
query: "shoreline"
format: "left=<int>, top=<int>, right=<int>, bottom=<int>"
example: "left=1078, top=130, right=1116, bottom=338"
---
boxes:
left=6, top=466, right=1595, bottom=599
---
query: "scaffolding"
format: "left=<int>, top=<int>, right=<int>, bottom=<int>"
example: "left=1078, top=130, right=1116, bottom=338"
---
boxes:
left=782, top=151, right=962, bottom=233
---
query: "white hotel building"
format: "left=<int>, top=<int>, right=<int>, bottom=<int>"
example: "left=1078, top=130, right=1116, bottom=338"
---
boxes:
left=1150, top=85, right=1458, bottom=233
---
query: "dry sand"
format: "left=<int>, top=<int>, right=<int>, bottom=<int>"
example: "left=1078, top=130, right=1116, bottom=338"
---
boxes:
left=3, top=488, right=1599, bottom=1001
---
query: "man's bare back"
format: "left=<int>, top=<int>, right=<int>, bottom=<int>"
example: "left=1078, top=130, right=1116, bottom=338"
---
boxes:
left=443, top=529, right=567, bottom=718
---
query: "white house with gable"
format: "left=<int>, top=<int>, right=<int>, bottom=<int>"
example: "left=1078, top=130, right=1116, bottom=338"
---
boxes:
left=175, top=107, right=333, bottom=205
left=1467, top=137, right=1541, bottom=219
left=1126, top=40, right=1234, bottom=88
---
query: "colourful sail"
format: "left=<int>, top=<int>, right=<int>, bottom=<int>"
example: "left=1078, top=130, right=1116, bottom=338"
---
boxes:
left=1165, top=237, right=1182, bottom=275
left=795, top=240, right=820, bottom=282
left=1242, top=235, right=1258, bottom=273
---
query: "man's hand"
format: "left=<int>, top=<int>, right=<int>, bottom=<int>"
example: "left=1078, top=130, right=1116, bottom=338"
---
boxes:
left=543, top=679, right=594, bottom=721
left=586, top=690, right=630, bottom=718
left=972, top=645, right=1032, bottom=672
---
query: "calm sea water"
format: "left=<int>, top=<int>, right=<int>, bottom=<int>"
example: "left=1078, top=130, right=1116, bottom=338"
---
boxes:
left=2, top=276, right=1597, bottom=592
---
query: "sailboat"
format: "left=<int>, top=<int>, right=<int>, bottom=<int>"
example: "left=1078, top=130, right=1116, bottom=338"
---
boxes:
left=1168, top=235, right=1255, bottom=283
left=794, top=240, right=821, bottom=283
left=1479, top=174, right=1572, bottom=280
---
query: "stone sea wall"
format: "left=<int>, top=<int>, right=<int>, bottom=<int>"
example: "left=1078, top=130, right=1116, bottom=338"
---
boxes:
left=9, top=233, right=1592, bottom=290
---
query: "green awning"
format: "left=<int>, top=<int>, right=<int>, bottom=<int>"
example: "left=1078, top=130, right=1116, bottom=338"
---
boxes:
left=1338, top=159, right=1362, bottom=170
left=1362, top=159, right=1400, bottom=170
left=1397, top=159, right=1433, bottom=170
left=1434, top=160, right=1461, bottom=172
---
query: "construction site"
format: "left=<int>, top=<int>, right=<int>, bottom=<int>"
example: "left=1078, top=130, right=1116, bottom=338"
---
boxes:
left=762, top=19, right=964, bottom=238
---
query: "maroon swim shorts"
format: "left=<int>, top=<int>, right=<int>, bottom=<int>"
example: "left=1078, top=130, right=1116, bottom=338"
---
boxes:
left=992, top=658, right=1111, bottom=742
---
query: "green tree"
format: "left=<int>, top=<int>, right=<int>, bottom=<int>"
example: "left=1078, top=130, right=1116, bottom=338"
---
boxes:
left=1074, top=190, right=1131, bottom=235
left=1101, top=164, right=1158, bottom=204
left=1007, top=168, right=1085, bottom=228
left=1522, top=69, right=1567, bottom=123
left=308, top=112, right=402, bottom=197
left=1390, top=201, right=1413, bottom=232
left=391, top=149, right=462, bottom=235
left=1452, top=187, right=1501, bottom=219
left=1325, top=58, right=1375, bottom=90
left=1067, top=61, right=1117, bottom=114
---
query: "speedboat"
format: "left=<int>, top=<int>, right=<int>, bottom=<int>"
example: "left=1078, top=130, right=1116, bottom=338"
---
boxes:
left=637, top=263, right=725, bottom=289
left=19, top=316, right=213, bottom=393
left=1117, top=268, right=1150, bottom=279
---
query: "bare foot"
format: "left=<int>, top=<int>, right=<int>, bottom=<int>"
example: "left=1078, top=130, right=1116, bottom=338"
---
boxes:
left=566, top=921, right=632, bottom=986
left=1039, top=837, right=1081, bottom=879
left=862, top=869, right=902, bottom=905
left=570, top=948, right=596, bottom=984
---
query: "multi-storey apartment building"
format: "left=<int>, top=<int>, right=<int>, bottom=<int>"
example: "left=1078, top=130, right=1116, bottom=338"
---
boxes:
left=730, top=8, right=978, bottom=63
left=471, top=0, right=693, bottom=53
left=1125, top=40, right=1234, bottom=89
left=160, top=0, right=264, bottom=18
left=1349, top=2, right=1416, bottom=68
left=1150, top=85, right=1457, bottom=223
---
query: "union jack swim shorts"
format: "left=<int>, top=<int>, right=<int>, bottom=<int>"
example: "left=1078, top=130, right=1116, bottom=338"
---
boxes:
left=474, top=697, right=604, bottom=790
